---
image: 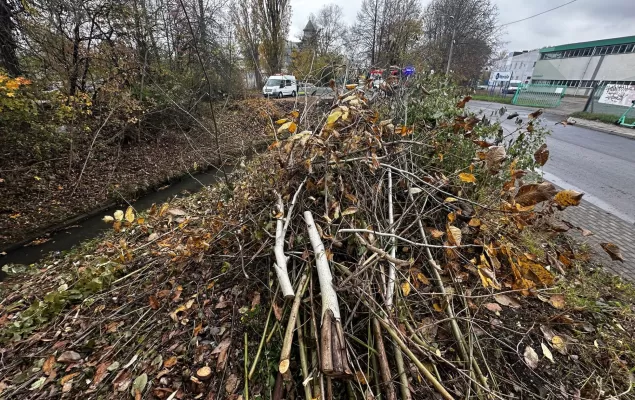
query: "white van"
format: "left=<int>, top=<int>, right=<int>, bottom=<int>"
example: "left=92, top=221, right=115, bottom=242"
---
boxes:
left=263, top=74, right=297, bottom=98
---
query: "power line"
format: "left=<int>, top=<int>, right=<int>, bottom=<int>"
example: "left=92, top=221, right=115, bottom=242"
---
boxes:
left=498, top=0, right=578, bottom=27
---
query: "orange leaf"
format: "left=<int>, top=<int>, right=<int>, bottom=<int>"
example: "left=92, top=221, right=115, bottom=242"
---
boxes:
left=163, top=357, right=178, bottom=368
left=60, top=372, right=80, bottom=385
left=193, top=323, right=203, bottom=336
left=43, top=355, right=56, bottom=375
left=458, top=173, right=476, bottom=183
left=91, top=363, right=109, bottom=388
left=149, top=296, right=160, bottom=310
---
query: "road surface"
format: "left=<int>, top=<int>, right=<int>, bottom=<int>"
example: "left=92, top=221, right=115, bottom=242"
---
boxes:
left=469, top=100, right=635, bottom=225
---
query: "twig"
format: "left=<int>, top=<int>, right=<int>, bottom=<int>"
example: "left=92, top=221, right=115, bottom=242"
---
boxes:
left=354, top=234, right=410, bottom=266
left=339, top=228, right=482, bottom=249
left=248, top=297, right=275, bottom=380
left=378, top=318, right=454, bottom=400
left=279, top=273, right=309, bottom=373
left=297, top=307, right=312, bottom=400
left=244, top=332, right=249, bottom=400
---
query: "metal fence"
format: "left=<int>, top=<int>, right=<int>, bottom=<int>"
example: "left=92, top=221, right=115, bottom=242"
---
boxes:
left=511, top=84, right=568, bottom=108
left=584, top=84, right=634, bottom=117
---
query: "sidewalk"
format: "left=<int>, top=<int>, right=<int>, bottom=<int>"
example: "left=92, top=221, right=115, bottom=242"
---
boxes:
left=559, top=200, right=635, bottom=281
left=560, top=116, right=635, bottom=140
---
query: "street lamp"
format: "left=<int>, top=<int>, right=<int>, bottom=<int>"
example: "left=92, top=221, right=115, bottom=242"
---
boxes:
left=445, top=15, right=456, bottom=76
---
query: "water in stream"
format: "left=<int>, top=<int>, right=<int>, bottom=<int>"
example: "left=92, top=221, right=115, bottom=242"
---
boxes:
left=0, top=166, right=230, bottom=279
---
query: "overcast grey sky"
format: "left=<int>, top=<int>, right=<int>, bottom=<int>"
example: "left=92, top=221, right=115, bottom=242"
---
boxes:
left=289, top=0, right=635, bottom=52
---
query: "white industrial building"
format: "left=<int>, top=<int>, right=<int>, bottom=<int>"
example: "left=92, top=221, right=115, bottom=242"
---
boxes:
left=488, top=50, right=540, bottom=87
left=532, top=35, right=635, bottom=96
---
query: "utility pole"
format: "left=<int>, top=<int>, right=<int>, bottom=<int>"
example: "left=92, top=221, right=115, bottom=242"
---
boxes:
left=445, top=15, right=456, bottom=76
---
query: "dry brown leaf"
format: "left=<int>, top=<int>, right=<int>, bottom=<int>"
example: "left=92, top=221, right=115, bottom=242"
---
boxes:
left=57, top=351, right=81, bottom=363
left=548, top=294, right=566, bottom=309
left=225, top=374, right=239, bottom=394
left=60, top=372, right=80, bottom=386
left=193, top=322, right=203, bottom=337
left=167, top=208, right=186, bottom=217
left=485, top=146, right=506, bottom=172
left=272, top=302, right=283, bottom=321
left=524, top=346, right=539, bottom=369
left=554, top=190, right=584, bottom=208
left=212, top=338, right=232, bottom=371
left=484, top=303, right=502, bottom=313
left=91, top=363, right=109, bottom=388
left=534, top=143, right=549, bottom=166
left=600, top=242, right=625, bottom=262
left=494, top=294, right=521, bottom=308
left=456, top=95, right=472, bottom=109
left=43, top=355, right=56, bottom=375
left=468, top=218, right=482, bottom=227
left=514, top=182, right=557, bottom=206
left=163, top=356, right=178, bottom=368
left=430, top=229, right=445, bottom=239
left=458, top=172, right=477, bottom=183
left=149, top=296, right=160, bottom=310
left=447, top=226, right=462, bottom=246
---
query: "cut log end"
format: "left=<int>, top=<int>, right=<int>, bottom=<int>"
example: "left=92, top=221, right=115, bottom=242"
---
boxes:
left=320, top=310, right=353, bottom=379
left=196, top=366, right=212, bottom=381
left=279, top=359, right=290, bottom=374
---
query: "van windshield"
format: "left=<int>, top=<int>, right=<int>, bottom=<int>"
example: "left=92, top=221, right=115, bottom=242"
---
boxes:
left=266, top=78, right=283, bottom=87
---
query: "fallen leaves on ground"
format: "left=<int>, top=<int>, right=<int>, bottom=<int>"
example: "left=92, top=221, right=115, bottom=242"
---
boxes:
left=600, top=242, right=625, bottom=262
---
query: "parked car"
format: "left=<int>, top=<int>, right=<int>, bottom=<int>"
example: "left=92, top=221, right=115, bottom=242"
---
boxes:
left=263, top=74, right=297, bottom=98
left=476, top=84, right=489, bottom=90
left=297, top=82, right=316, bottom=96
left=505, top=80, right=522, bottom=95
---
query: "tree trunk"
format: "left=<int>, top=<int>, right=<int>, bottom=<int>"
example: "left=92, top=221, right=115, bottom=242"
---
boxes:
left=0, top=0, right=20, bottom=76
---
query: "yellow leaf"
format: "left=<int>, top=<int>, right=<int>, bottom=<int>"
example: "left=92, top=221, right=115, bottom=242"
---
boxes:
left=548, top=294, right=565, bottom=309
left=288, top=122, right=297, bottom=133
left=277, top=121, right=293, bottom=133
left=341, top=206, right=358, bottom=216
left=290, top=110, right=299, bottom=118
left=447, top=226, right=462, bottom=246
left=468, top=218, right=481, bottom=227
left=60, top=372, right=79, bottom=385
left=114, top=210, right=124, bottom=221
left=326, top=110, right=343, bottom=125
left=458, top=173, right=476, bottom=183
left=159, top=203, right=169, bottom=217
left=433, top=303, right=443, bottom=312
left=541, top=342, right=554, bottom=363
left=345, top=84, right=357, bottom=90
left=102, top=215, right=114, bottom=223
left=125, top=207, right=135, bottom=223
left=438, top=153, right=444, bottom=161
left=6, top=92, right=15, bottom=97
left=430, top=229, right=445, bottom=239
left=275, top=118, right=288, bottom=125
left=401, top=281, right=411, bottom=296
left=551, top=336, right=567, bottom=354
left=554, top=189, right=584, bottom=208
left=444, top=197, right=458, bottom=203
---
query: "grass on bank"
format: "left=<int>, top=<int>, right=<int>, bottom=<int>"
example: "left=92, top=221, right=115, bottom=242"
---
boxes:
left=471, top=93, right=513, bottom=105
left=571, top=111, right=635, bottom=126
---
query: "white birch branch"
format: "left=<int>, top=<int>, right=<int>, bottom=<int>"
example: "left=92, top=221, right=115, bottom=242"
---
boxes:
left=303, top=211, right=341, bottom=321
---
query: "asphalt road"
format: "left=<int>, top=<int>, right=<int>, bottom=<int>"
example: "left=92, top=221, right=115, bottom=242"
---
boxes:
left=469, top=100, right=635, bottom=225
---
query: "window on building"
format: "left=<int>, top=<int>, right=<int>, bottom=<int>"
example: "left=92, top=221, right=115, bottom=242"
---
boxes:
left=626, top=44, right=634, bottom=53
left=582, top=48, right=592, bottom=56
left=598, top=46, right=608, bottom=55
left=617, top=45, right=627, bottom=54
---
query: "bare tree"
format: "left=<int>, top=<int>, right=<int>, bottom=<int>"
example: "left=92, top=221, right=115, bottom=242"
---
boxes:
left=421, top=0, right=501, bottom=80
left=351, top=0, right=422, bottom=67
left=313, top=4, right=346, bottom=56
left=233, top=0, right=263, bottom=88
left=255, top=0, right=290, bottom=74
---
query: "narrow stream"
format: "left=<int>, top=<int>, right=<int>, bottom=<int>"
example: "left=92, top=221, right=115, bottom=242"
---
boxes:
left=0, top=166, right=231, bottom=278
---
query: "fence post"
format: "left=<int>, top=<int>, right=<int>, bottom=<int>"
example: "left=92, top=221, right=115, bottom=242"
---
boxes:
left=583, top=85, right=598, bottom=113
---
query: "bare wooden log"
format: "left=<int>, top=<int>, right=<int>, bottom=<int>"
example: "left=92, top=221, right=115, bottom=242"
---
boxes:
left=304, top=210, right=352, bottom=378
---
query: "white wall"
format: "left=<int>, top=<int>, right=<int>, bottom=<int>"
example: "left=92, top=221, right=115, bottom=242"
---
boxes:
left=533, top=53, right=635, bottom=82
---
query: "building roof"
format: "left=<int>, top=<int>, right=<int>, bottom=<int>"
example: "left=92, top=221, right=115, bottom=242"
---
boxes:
left=303, top=20, right=316, bottom=32
left=540, top=35, right=635, bottom=53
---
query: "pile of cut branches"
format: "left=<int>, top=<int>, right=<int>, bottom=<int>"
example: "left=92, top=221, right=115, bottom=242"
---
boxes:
left=1, top=79, right=632, bottom=400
